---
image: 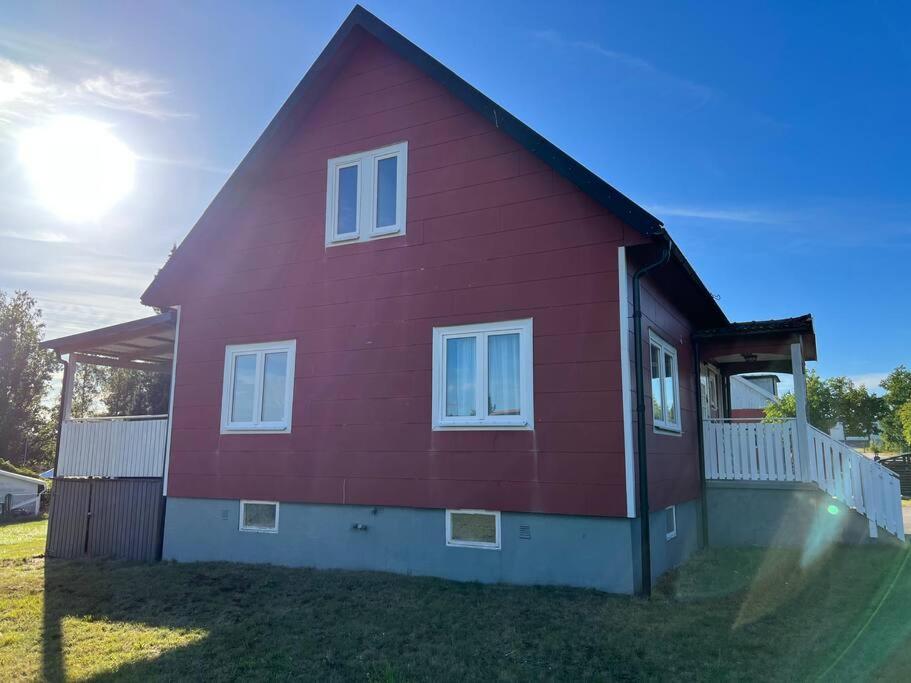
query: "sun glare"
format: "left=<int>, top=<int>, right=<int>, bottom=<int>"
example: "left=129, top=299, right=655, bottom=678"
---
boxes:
left=18, top=116, right=135, bottom=223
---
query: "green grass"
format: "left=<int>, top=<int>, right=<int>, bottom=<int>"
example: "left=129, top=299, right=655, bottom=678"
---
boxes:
left=3, top=521, right=911, bottom=681
left=0, top=517, right=47, bottom=560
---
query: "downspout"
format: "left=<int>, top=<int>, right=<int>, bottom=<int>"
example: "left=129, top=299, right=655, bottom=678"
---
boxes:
left=631, top=237, right=671, bottom=597
left=692, top=338, right=709, bottom=548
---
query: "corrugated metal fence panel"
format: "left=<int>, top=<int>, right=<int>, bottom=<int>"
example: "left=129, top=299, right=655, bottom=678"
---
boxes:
left=57, top=417, right=168, bottom=478
left=46, top=480, right=91, bottom=559
left=87, top=479, right=163, bottom=561
left=46, top=478, right=163, bottom=561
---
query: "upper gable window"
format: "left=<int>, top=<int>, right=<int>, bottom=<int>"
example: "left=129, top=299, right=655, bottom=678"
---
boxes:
left=325, top=142, right=407, bottom=245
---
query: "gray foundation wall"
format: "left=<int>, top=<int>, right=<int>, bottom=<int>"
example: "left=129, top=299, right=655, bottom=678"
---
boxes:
left=163, top=497, right=703, bottom=593
left=706, top=480, right=878, bottom=547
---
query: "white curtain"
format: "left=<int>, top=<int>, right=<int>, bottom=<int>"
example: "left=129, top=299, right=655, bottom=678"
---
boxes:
left=446, top=337, right=476, bottom=416
left=488, top=333, right=520, bottom=416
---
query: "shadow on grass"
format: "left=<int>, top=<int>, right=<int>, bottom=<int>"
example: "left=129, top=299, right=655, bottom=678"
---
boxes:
left=39, top=544, right=911, bottom=681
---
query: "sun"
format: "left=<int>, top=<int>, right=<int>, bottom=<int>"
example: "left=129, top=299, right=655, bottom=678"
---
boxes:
left=18, top=116, right=135, bottom=223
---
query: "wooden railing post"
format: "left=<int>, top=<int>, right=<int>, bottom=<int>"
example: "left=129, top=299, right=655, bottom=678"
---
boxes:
left=791, top=342, right=811, bottom=482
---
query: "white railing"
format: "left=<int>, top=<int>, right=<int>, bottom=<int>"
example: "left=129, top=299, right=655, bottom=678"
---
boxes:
left=704, top=418, right=904, bottom=540
left=703, top=418, right=802, bottom=482
left=806, top=425, right=904, bottom=540
left=57, top=415, right=169, bottom=478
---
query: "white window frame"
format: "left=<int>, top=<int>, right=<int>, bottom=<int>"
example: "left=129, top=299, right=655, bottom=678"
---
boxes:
left=239, top=500, right=280, bottom=533
left=665, top=505, right=677, bottom=540
left=325, top=141, right=407, bottom=245
left=220, top=340, right=296, bottom=434
left=445, top=509, right=501, bottom=550
left=431, top=318, right=534, bottom=431
left=648, top=331, right=681, bottom=433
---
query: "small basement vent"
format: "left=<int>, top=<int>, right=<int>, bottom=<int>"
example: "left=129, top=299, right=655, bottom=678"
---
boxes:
left=518, top=524, right=531, bottom=540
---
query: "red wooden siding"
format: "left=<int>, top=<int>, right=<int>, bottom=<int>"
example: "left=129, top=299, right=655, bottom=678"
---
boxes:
left=165, top=34, right=648, bottom=518
left=624, top=269, right=702, bottom=511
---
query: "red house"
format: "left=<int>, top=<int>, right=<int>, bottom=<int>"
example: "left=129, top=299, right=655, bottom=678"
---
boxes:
left=42, top=6, right=904, bottom=593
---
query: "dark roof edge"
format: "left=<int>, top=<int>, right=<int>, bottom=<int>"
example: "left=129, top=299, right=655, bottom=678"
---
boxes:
left=693, top=314, right=814, bottom=339
left=351, top=6, right=664, bottom=236
left=142, top=4, right=663, bottom=305
left=665, top=235, right=729, bottom=327
left=41, top=310, right=176, bottom=353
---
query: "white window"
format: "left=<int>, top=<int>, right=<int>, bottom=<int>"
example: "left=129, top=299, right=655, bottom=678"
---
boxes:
left=665, top=505, right=677, bottom=540
left=431, top=319, right=533, bottom=430
left=325, top=142, right=407, bottom=245
left=700, top=363, right=722, bottom=419
left=221, top=340, right=296, bottom=433
left=649, top=332, right=680, bottom=432
left=446, top=509, right=501, bottom=550
left=240, top=500, right=279, bottom=533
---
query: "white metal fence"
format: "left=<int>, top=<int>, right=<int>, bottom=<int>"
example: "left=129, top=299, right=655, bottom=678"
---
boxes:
left=703, top=418, right=904, bottom=540
left=57, top=415, right=169, bottom=478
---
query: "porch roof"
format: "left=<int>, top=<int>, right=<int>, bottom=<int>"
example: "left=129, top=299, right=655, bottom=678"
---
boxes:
left=694, top=314, right=817, bottom=374
left=40, top=310, right=176, bottom=372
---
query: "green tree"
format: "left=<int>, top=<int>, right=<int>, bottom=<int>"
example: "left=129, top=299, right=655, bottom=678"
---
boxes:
left=103, top=368, right=170, bottom=416
left=763, top=370, right=837, bottom=431
left=827, top=376, right=885, bottom=438
left=0, top=291, right=58, bottom=467
left=899, top=401, right=911, bottom=449
left=71, top=363, right=110, bottom=418
left=880, top=366, right=911, bottom=451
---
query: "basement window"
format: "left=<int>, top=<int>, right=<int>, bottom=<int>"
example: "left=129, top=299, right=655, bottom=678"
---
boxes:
left=325, top=142, right=407, bottom=245
left=240, top=500, right=279, bottom=533
left=221, top=340, right=296, bottom=433
left=446, top=509, right=501, bottom=550
left=432, top=319, right=534, bottom=430
left=649, top=332, right=681, bottom=433
left=665, top=505, right=677, bottom=540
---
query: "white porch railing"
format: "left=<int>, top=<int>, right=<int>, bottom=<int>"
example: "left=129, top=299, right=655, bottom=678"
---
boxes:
left=57, top=415, right=169, bottom=478
left=704, top=418, right=904, bottom=540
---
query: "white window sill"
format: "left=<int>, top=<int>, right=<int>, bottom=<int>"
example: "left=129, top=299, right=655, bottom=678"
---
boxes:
left=653, top=425, right=682, bottom=437
left=221, top=426, right=291, bottom=435
left=446, top=540, right=501, bottom=550
left=239, top=527, right=279, bottom=534
left=433, top=420, right=532, bottom=432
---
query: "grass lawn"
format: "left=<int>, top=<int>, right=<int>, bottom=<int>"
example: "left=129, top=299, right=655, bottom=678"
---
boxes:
left=3, top=520, right=911, bottom=681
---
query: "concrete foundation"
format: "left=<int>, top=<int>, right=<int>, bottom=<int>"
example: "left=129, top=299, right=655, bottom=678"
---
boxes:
left=705, top=480, right=881, bottom=547
left=162, top=497, right=701, bottom=594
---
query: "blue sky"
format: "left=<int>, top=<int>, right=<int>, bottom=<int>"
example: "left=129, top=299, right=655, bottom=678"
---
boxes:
left=1, top=1, right=908, bottom=391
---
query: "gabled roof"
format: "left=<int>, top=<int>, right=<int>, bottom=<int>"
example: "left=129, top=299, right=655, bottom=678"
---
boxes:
left=142, top=5, right=671, bottom=306
left=0, top=469, right=44, bottom=487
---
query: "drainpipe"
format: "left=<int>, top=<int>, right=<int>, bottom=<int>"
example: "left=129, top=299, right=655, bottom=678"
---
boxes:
left=631, top=237, right=671, bottom=597
left=692, top=338, right=709, bottom=548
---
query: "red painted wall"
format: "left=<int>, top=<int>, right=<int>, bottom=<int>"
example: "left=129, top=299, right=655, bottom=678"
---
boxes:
left=164, top=34, right=661, bottom=517
left=624, top=266, right=702, bottom=511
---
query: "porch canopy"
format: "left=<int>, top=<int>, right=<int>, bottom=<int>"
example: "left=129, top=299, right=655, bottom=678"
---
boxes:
left=694, top=314, right=817, bottom=376
left=41, top=310, right=176, bottom=374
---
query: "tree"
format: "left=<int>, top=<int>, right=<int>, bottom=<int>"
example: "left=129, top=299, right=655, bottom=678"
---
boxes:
left=103, top=368, right=170, bottom=416
left=880, top=366, right=911, bottom=452
left=827, top=376, right=885, bottom=438
left=763, top=369, right=837, bottom=431
left=71, top=363, right=110, bottom=418
left=0, top=291, right=58, bottom=467
left=899, top=401, right=911, bottom=449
